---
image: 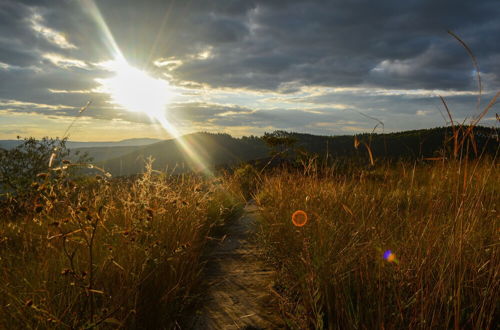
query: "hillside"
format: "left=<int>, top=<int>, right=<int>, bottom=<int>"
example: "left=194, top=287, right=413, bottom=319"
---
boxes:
left=99, top=133, right=268, bottom=176
left=283, top=125, right=499, bottom=159
left=99, top=126, right=499, bottom=176
left=71, top=145, right=146, bottom=162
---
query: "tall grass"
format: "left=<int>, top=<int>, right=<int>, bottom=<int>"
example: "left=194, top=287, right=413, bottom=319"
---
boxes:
left=0, top=160, right=242, bottom=329
left=255, top=159, right=499, bottom=328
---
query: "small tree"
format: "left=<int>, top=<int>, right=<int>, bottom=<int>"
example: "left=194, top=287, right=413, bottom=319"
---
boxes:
left=261, top=130, right=297, bottom=157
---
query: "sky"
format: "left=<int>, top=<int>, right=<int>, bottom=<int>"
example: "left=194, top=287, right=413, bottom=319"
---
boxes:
left=0, top=0, right=499, bottom=141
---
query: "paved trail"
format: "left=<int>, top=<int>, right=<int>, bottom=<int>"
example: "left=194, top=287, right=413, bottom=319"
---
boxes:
left=192, top=204, right=284, bottom=329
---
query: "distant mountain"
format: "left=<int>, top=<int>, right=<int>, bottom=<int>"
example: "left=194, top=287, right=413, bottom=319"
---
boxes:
left=69, top=138, right=163, bottom=148
left=71, top=145, right=146, bottom=162
left=99, top=126, right=499, bottom=176
left=0, top=140, right=23, bottom=149
left=0, top=138, right=163, bottom=150
left=99, top=133, right=269, bottom=176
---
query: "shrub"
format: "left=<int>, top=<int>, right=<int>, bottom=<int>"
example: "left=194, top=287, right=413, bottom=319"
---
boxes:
left=0, top=137, right=90, bottom=197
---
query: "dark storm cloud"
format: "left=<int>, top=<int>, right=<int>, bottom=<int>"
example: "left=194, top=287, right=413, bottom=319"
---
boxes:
left=0, top=2, right=41, bottom=67
left=170, top=0, right=500, bottom=91
left=4, top=0, right=500, bottom=90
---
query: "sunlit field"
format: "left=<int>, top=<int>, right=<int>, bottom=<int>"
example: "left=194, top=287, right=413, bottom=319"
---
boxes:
left=0, top=132, right=498, bottom=329
left=255, top=159, right=499, bottom=329
left=0, top=161, right=242, bottom=328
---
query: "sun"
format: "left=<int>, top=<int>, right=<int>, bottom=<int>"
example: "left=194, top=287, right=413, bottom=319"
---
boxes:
left=100, top=59, right=174, bottom=118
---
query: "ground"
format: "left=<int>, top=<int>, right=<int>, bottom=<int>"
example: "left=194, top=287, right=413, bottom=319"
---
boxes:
left=191, top=204, right=284, bottom=329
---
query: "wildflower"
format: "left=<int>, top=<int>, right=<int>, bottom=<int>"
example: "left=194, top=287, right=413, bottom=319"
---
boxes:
left=292, top=210, right=308, bottom=227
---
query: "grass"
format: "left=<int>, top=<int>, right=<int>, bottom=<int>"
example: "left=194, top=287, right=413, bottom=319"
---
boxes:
left=0, top=160, right=243, bottom=329
left=254, top=158, right=499, bottom=328
left=1, top=149, right=498, bottom=329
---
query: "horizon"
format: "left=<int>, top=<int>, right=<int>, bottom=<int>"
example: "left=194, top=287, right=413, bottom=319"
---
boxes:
left=1, top=0, right=499, bottom=141
left=2, top=124, right=498, bottom=144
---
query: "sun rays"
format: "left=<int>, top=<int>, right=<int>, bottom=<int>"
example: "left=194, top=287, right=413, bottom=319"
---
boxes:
left=99, top=59, right=174, bottom=118
left=83, top=0, right=212, bottom=176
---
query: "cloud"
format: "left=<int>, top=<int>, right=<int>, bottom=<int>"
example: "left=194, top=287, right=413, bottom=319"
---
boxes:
left=164, top=0, right=500, bottom=91
left=416, top=110, right=432, bottom=116
left=42, top=53, right=88, bottom=69
left=0, top=0, right=499, bottom=139
left=29, top=10, right=77, bottom=49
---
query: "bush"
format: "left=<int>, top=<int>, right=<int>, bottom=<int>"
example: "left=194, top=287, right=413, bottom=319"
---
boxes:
left=233, top=164, right=260, bottom=200
left=0, top=137, right=90, bottom=196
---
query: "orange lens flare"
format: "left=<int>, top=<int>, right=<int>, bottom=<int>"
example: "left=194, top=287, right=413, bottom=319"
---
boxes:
left=292, top=210, right=308, bottom=227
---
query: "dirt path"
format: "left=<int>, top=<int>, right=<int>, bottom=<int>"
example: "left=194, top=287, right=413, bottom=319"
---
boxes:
left=191, top=203, right=284, bottom=329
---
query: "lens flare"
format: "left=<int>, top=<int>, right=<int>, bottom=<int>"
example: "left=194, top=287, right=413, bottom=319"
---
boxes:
left=383, top=250, right=396, bottom=262
left=292, top=210, right=308, bottom=227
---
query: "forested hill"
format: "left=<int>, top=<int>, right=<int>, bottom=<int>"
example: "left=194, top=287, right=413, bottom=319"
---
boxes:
left=97, top=126, right=498, bottom=176
left=99, top=133, right=269, bottom=176
left=283, top=125, right=499, bottom=159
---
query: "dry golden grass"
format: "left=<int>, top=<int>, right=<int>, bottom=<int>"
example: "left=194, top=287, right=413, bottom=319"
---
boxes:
left=255, top=159, right=499, bottom=329
left=0, top=161, right=243, bottom=329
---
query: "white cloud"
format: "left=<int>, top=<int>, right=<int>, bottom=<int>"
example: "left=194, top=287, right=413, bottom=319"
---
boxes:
left=48, top=89, right=94, bottom=94
left=0, top=99, right=75, bottom=111
left=300, top=86, right=477, bottom=98
left=0, top=62, right=13, bottom=70
left=154, top=58, right=183, bottom=70
left=29, top=12, right=76, bottom=49
left=42, top=53, right=88, bottom=69
left=416, top=109, right=432, bottom=116
left=372, top=59, right=414, bottom=75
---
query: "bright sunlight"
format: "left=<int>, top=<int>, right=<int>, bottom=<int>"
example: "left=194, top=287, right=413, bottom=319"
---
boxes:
left=98, top=58, right=211, bottom=174
left=100, top=59, right=174, bottom=118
